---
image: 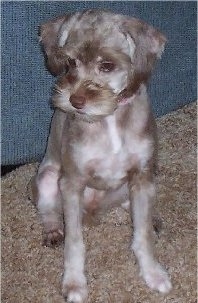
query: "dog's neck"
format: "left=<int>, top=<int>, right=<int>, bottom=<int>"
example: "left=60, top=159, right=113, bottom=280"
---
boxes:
left=117, top=84, right=142, bottom=106
left=118, top=94, right=136, bottom=106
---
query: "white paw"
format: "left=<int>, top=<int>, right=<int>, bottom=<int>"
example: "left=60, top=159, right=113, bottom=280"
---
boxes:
left=121, top=199, right=130, bottom=210
left=142, top=263, right=172, bottom=293
left=66, top=290, right=86, bottom=303
left=62, top=275, right=88, bottom=303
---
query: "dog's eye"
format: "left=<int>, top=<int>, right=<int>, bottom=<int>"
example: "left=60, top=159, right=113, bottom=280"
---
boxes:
left=67, top=57, right=77, bottom=68
left=99, top=61, right=115, bottom=73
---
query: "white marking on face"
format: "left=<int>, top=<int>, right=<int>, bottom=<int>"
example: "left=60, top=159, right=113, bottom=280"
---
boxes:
left=103, top=27, right=135, bottom=58
left=126, top=33, right=136, bottom=58
left=107, top=70, right=128, bottom=94
left=59, top=29, right=69, bottom=47
left=58, top=13, right=80, bottom=47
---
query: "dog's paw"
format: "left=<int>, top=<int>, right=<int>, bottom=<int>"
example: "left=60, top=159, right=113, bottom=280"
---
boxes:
left=42, top=229, right=64, bottom=247
left=62, top=281, right=88, bottom=303
left=142, top=263, right=172, bottom=293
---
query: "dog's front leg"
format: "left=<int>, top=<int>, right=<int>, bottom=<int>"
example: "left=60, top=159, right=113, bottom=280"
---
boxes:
left=60, top=176, right=88, bottom=303
left=129, top=169, right=172, bottom=293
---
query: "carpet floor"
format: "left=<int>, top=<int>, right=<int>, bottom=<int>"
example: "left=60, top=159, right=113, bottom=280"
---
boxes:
left=2, top=102, right=197, bottom=303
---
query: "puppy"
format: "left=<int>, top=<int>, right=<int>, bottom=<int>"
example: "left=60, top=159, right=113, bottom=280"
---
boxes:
left=33, top=10, right=172, bottom=302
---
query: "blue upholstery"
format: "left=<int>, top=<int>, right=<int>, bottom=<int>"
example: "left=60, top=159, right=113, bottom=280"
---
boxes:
left=2, top=1, right=197, bottom=165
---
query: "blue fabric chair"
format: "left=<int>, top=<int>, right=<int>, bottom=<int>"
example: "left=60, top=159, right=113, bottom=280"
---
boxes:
left=2, top=1, right=197, bottom=165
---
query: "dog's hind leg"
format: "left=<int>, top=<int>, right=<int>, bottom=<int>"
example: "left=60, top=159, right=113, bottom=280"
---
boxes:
left=35, top=161, right=64, bottom=247
left=33, top=110, right=66, bottom=246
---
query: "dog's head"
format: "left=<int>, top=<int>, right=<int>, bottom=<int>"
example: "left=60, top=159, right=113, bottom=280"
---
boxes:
left=40, top=10, right=166, bottom=121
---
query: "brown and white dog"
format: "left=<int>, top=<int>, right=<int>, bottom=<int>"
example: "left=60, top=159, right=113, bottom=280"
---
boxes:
left=33, top=10, right=172, bottom=302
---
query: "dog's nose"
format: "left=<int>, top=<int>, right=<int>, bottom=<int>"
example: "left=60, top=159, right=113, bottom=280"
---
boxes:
left=69, top=95, right=86, bottom=109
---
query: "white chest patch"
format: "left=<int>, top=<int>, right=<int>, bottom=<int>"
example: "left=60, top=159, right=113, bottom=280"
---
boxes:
left=72, top=115, right=152, bottom=190
left=105, top=115, right=122, bottom=153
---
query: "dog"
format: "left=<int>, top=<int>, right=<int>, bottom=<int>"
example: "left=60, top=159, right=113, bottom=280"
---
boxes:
left=32, top=9, right=172, bottom=302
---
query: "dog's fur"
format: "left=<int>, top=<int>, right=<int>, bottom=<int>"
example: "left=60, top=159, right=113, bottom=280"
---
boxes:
left=33, top=10, right=172, bottom=302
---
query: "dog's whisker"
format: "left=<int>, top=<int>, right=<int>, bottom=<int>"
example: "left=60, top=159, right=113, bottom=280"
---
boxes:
left=53, top=86, right=63, bottom=95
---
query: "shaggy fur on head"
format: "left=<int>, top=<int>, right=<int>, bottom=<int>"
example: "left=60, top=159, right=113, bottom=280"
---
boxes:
left=40, top=10, right=166, bottom=121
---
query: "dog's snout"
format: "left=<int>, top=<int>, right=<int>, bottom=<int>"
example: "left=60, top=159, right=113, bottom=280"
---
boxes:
left=70, top=95, right=86, bottom=109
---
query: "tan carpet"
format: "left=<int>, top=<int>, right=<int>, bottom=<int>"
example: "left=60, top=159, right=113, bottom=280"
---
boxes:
left=2, top=102, right=197, bottom=303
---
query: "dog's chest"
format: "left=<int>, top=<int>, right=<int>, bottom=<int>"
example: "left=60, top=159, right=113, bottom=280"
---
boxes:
left=72, top=116, right=150, bottom=188
left=78, top=146, right=129, bottom=189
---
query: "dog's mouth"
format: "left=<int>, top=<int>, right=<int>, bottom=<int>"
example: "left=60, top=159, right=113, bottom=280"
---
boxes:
left=53, top=88, right=136, bottom=122
left=53, top=78, right=137, bottom=122
left=73, top=100, right=118, bottom=122
left=53, top=82, right=119, bottom=120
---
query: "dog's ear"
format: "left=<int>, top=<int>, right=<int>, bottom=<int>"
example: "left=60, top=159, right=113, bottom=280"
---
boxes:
left=122, top=17, right=166, bottom=90
left=39, top=15, right=71, bottom=76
